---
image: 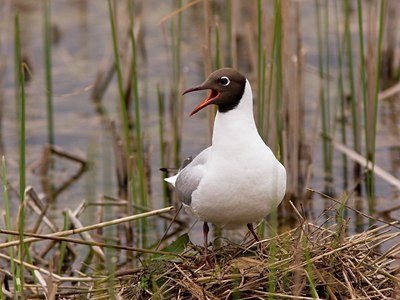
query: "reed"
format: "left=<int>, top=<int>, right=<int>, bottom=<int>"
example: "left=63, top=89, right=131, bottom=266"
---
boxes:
left=128, top=0, right=147, bottom=246
left=107, top=0, right=132, bottom=155
left=214, top=22, right=221, bottom=69
left=170, top=0, right=183, bottom=168
left=366, top=0, right=385, bottom=214
left=224, top=0, right=233, bottom=67
left=265, top=14, right=276, bottom=142
left=256, top=0, right=263, bottom=130
left=43, top=0, right=54, bottom=145
left=344, top=0, right=361, bottom=172
left=57, top=211, right=69, bottom=274
left=267, top=208, right=278, bottom=298
left=256, top=1, right=268, bottom=139
left=271, top=0, right=283, bottom=156
left=14, top=13, right=26, bottom=295
left=1, top=157, right=17, bottom=296
left=315, top=0, right=333, bottom=188
left=259, top=48, right=267, bottom=138
left=102, top=133, right=116, bottom=298
left=157, top=85, right=168, bottom=207
left=334, top=1, right=348, bottom=191
left=303, top=238, right=318, bottom=299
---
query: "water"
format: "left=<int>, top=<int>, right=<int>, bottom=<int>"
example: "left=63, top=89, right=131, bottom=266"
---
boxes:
left=0, top=0, right=399, bottom=257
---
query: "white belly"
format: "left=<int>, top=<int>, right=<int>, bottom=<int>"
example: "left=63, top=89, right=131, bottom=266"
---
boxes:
left=189, top=150, right=286, bottom=229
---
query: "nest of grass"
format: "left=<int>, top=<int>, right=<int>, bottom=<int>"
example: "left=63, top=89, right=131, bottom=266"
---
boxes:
left=2, top=203, right=400, bottom=299
left=97, top=219, right=400, bottom=299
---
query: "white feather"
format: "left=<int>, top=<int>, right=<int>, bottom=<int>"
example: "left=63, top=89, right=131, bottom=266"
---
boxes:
left=164, top=175, right=178, bottom=187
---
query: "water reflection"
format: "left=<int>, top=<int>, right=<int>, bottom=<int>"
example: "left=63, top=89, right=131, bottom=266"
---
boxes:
left=0, top=0, right=399, bottom=257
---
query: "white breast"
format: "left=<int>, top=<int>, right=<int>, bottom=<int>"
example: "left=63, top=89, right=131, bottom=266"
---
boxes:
left=188, top=80, right=286, bottom=229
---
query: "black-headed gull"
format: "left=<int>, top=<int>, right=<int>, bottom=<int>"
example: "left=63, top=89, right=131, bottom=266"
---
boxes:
left=166, top=68, right=286, bottom=265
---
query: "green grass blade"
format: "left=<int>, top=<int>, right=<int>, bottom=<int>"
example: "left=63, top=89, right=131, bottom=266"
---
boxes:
left=157, top=85, right=168, bottom=207
left=367, top=0, right=386, bottom=214
left=215, top=22, right=221, bottom=69
left=315, top=0, right=333, bottom=186
left=57, top=211, right=69, bottom=274
left=43, top=0, right=54, bottom=145
left=344, top=0, right=360, bottom=157
left=274, top=0, right=283, bottom=156
left=257, top=0, right=262, bottom=130
left=334, top=0, right=348, bottom=190
left=14, top=13, right=25, bottom=295
left=171, top=0, right=183, bottom=168
left=107, top=0, right=132, bottom=155
left=2, top=157, right=18, bottom=297
left=128, top=0, right=147, bottom=246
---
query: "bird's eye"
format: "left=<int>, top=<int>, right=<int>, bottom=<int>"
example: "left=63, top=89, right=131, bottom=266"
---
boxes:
left=219, top=76, right=230, bottom=86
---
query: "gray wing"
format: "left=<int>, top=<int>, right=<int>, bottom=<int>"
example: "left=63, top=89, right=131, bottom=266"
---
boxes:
left=175, top=147, right=210, bottom=206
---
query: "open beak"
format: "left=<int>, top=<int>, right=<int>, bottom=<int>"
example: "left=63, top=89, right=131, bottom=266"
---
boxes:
left=183, top=85, right=220, bottom=116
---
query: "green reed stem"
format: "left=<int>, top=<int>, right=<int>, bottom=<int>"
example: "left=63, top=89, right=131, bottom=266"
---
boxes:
left=303, top=238, right=318, bottom=299
left=15, top=14, right=26, bottom=295
left=102, top=133, right=116, bottom=299
left=2, top=157, right=18, bottom=297
left=274, top=0, right=283, bottom=156
left=128, top=2, right=145, bottom=203
left=367, top=0, right=385, bottom=213
left=356, top=0, right=373, bottom=212
left=157, top=85, right=168, bottom=207
left=107, top=0, right=132, bottom=155
left=171, top=0, right=182, bottom=168
left=324, top=0, right=333, bottom=181
left=334, top=1, right=348, bottom=190
left=260, top=48, right=267, bottom=138
left=357, top=0, right=367, bottom=136
left=315, top=0, right=332, bottom=186
left=344, top=0, right=360, bottom=157
left=215, top=23, right=221, bottom=69
left=58, top=211, right=69, bottom=274
left=267, top=209, right=278, bottom=298
left=225, top=0, right=232, bottom=66
left=43, top=0, right=54, bottom=145
left=257, top=0, right=262, bottom=130
left=128, top=0, right=147, bottom=246
left=266, top=13, right=278, bottom=140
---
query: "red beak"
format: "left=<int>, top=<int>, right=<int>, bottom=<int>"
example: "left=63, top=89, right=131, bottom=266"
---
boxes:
left=183, top=85, right=220, bottom=116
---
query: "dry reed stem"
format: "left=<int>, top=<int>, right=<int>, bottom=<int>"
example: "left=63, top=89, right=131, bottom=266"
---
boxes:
left=378, top=81, right=400, bottom=100
left=1, top=206, right=400, bottom=298
left=332, top=139, right=400, bottom=190
left=0, top=229, right=182, bottom=257
left=158, top=0, right=201, bottom=24
left=0, top=206, right=174, bottom=249
left=113, top=218, right=400, bottom=299
left=67, top=210, right=106, bottom=261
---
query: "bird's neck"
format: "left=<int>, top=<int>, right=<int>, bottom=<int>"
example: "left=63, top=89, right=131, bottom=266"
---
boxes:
left=212, top=80, right=260, bottom=148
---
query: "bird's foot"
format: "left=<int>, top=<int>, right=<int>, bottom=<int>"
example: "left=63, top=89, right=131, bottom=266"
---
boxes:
left=201, top=255, right=214, bottom=269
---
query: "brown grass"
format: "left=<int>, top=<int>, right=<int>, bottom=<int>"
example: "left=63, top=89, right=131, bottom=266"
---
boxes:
left=47, top=215, right=398, bottom=299
left=1, top=184, right=399, bottom=298
left=111, top=222, right=400, bottom=299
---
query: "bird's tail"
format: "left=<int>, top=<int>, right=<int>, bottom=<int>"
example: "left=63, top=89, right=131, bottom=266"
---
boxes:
left=164, top=174, right=178, bottom=187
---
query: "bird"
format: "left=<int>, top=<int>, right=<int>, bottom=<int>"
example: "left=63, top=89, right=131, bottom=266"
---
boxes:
left=165, top=68, right=286, bottom=266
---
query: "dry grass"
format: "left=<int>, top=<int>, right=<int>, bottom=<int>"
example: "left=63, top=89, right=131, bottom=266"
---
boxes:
left=1, top=185, right=400, bottom=298
left=78, top=218, right=400, bottom=299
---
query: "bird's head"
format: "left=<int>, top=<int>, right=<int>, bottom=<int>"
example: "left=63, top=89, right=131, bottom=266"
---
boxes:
left=183, top=68, right=246, bottom=115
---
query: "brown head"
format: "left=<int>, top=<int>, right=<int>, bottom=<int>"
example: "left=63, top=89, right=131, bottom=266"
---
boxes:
left=183, top=68, right=246, bottom=115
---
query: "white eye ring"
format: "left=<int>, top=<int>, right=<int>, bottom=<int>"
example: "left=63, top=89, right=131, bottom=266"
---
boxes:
left=220, top=76, right=230, bottom=86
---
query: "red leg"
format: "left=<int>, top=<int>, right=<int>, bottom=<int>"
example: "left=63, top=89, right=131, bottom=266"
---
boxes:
left=203, top=222, right=212, bottom=267
left=247, top=223, right=260, bottom=242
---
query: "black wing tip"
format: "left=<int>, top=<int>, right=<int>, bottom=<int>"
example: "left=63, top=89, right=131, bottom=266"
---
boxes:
left=160, top=167, right=178, bottom=173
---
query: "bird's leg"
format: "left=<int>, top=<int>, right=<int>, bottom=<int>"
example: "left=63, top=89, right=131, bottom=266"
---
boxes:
left=247, top=223, right=260, bottom=242
left=202, top=222, right=212, bottom=267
